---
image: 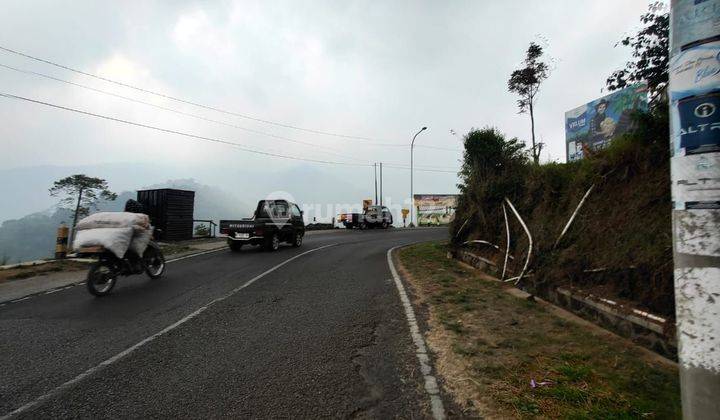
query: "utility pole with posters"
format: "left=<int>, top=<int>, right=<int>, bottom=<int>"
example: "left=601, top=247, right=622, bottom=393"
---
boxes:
left=669, top=1, right=720, bottom=417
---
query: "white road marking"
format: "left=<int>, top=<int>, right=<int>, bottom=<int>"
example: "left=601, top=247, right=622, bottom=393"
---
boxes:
left=1, top=244, right=336, bottom=419
left=165, top=247, right=226, bottom=263
left=387, top=246, right=446, bottom=420
left=44, top=289, right=63, bottom=295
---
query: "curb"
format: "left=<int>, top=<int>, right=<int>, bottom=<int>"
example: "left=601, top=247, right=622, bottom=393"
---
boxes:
left=387, top=245, right=446, bottom=420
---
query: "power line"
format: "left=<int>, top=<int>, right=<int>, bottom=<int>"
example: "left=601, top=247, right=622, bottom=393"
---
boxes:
left=0, top=91, right=369, bottom=166
left=382, top=164, right=458, bottom=174
left=0, top=45, right=393, bottom=142
left=0, top=62, right=365, bottom=163
left=0, top=91, right=460, bottom=173
left=0, top=56, right=461, bottom=153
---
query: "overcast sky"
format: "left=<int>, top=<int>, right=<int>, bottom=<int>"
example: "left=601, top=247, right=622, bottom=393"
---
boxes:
left=0, top=0, right=651, bottom=216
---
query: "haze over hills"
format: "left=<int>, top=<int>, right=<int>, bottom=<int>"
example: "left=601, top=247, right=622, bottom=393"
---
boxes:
left=0, top=178, right=253, bottom=263
left=0, top=161, right=455, bottom=263
left=0, top=161, right=457, bottom=224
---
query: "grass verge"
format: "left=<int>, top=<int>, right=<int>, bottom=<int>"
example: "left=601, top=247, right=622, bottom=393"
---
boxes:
left=0, top=260, right=89, bottom=283
left=397, top=241, right=679, bottom=419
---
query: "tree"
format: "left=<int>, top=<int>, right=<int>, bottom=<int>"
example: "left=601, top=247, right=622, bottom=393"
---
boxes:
left=508, top=42, right=550, bottom=164
left=453, top=128, right=528, bottom=243
left=606, top=2, right=669, bottom=104
left=49, top=174, right=117, bottom=240
left=459, top=127, right=528, bottom=186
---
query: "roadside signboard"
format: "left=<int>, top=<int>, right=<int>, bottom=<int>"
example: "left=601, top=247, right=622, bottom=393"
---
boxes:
left=413, top=194, right=458, bottom=226
left=565, top=83, right=648, bottom=162
left=362, top=199, right=373, bottom=211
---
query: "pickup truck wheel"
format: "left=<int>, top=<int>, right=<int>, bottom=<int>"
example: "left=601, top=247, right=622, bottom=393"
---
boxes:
left=292, top=232, right=303, bottom=247
left=265, top=233, right=280, bottom=251
left=359, top=222, right=367, bottom=230
left=381, top=221, right=389, bottom=229
left=229, top=241, right=243, bottom=252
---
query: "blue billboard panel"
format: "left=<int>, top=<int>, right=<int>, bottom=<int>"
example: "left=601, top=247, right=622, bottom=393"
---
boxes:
left=565, top=84, right=648, bottom=162
left=677, top=92, right=720, bottom=155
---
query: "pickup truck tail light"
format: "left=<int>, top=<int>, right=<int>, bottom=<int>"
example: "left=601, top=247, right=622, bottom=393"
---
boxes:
left=254, top=228, right=264, bottom=236
left=220, top=227, right=229, bottom=235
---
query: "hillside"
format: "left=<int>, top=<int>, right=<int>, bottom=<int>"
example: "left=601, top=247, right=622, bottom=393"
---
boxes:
left=451, top=112, right=673, bottom=317
left=0, top=179, right=249, bottom=264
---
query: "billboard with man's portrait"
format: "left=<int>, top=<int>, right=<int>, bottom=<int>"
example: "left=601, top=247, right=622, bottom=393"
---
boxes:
left=565, top=83, right=648, bottom=162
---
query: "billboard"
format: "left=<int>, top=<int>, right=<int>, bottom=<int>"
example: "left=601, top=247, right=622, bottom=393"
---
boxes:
left=413, top=194, right=458, bottom=226
left=565, top=83, right=648, bottom=162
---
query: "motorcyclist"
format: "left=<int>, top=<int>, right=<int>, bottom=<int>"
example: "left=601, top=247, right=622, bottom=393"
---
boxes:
left=124, top=199, right=145, bottom=214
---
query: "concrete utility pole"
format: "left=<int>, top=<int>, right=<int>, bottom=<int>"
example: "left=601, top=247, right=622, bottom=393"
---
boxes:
left=379, top=162, right=383, bottom=206
left=410, top=127, right=427, bottom=227
left=669, top=1, right=720, bottom=417
left=374, top=163, right=378, bottom=205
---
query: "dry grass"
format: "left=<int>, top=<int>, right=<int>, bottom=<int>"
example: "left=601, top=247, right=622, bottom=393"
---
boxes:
left=0, top=260, right=88, bottom=283
left=398, top=241, right=680, bottom=419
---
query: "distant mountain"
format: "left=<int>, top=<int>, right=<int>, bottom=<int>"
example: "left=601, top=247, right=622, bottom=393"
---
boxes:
left=0, top=179, right=250, bottom=264
left=0, top=208, right=73, bottom=264
left=0, top=162, right=372, bottom=224
left=0, top=162, right=192, bottom=223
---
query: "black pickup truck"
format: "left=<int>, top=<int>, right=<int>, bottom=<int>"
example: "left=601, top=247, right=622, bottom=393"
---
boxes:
left=220, top=200, right=305, bottom=252
left=339, top=205, right=393, bottom=229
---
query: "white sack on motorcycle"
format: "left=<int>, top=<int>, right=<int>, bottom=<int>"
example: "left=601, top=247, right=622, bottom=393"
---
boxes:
left=128, top=229, right=153, bottom=256
left=73, top=227, right=134, bottom=258
left=75, top=212, right=150, bottom=232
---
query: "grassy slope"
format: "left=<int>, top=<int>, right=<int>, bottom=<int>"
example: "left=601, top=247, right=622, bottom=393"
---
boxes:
left=452, top=114, right=673, bottom=317
left=399, top=242, right=679, bottom=419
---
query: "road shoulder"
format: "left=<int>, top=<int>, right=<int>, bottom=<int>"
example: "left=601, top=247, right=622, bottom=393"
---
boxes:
left=396, top=241, right=680, bottom=418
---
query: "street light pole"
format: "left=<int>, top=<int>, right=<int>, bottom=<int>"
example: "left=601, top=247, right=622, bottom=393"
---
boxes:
left=410, top=126, right=427, bottom=227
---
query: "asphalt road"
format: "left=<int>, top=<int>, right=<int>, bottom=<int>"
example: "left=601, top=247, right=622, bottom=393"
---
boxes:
left=0, top=228, right=449, bottom=419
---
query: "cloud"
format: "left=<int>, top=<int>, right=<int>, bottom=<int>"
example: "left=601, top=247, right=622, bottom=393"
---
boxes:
left=0, top=0, right=650, bottom=214
left=173, top=9, right=234, bottom=57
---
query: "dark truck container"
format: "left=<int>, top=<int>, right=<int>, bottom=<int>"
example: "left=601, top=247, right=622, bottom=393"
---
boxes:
left=220, top=200, right=305, bottom=252
left=137, top=188, right=195, bottom=241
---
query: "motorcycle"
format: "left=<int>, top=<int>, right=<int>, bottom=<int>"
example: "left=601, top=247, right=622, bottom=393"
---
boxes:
left=77, top=235, right=166, bottom=297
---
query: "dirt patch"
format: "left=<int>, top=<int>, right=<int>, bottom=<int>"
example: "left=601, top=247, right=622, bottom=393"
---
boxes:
left=398, top=241, right=680, bottom=419
left=0, top=260, right=88, bottom=283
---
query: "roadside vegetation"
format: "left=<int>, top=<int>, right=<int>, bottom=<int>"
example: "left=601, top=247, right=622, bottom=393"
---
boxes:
left=0, top=259, right=88, bottom=283
left=451, top=110, right=672, bottom=316
left=454, top=3, right=672, bottom=316
left=398, top=242, right=680, bottom=419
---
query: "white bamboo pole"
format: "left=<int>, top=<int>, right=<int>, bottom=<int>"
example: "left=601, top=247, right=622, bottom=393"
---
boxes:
left=501, top=203, right=511, bottom=281
left=504, top=198, right=532, bottom=286
left=553, top=184, right=595, bottom=249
